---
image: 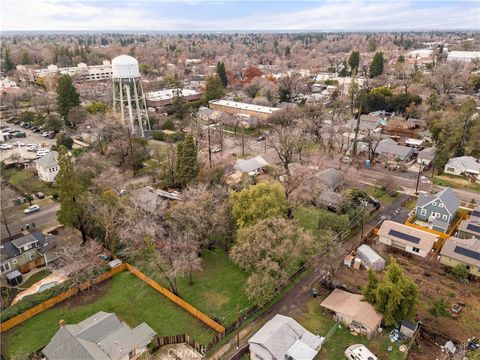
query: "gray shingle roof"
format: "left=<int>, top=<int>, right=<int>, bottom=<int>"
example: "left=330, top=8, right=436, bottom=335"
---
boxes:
left=42, top=312, right=156, bottom=360
left=418, top=146, right=436, bottom=161
left=35, top=151, right=59, bottom=169
left=315, top=168, right=344, bottom=190
left=248, top=314, right=322, bottom=360
left=375, top=139, right=413, bottom=161
left=417, top=188, right=459, bottom=217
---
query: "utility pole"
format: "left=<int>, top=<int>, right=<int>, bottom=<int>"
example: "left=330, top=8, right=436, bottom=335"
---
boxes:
left=207, top=126, right=212, bottom=168
left=361, top=202, right=367, bottom=240
left=241, top=127, right=245, bottom=157
left=415, top=159, right=423, bottom=194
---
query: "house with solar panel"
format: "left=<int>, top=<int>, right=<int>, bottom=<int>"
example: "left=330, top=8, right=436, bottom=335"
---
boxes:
left=457, top=217, right=480, bottom=239
left=377, top=220, right=438, bottom=257
left=414, top=188, right=459, bottom=233
left=439, top=237, right=480, bottom=277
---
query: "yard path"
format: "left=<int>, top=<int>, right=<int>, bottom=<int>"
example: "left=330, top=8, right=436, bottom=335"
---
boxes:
left=209, top=194, right=409, bottom=360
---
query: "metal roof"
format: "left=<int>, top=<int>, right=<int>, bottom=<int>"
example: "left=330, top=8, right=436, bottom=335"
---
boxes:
left=35, top=151, right=58, bottom=169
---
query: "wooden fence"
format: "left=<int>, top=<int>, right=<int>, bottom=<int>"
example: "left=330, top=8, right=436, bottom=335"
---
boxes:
left=1, top=263, right=225, bottom=337
left=126, top=264, right=225, bottom=334
left=0, top=263, right=127, bottom=333
left=18, top=257, right=46, bottom=273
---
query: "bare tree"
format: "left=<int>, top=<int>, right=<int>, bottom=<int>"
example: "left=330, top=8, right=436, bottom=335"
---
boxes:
left=427, top=61, right=466, bottom=95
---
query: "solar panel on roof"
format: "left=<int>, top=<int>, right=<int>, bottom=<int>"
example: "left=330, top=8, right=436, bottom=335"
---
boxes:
left=471, top=210, right=480, bottom=218
left=388, top=229, right=421, bottom=244
left=454, top=246, right=480, bottom=261
left=466, top=224, right=480, bottom=233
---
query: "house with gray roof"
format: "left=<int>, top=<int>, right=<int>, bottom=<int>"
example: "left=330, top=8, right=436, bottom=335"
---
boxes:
left=457, top=216, right=480, bottom=239
left=417, top=146, right=436, bottom=166
left=375, top=139, right=413, bottom=162
left=35, top=151, right=59, bottom=182
left=415, top=188, right=459, bottom=233
left=42, top=311, right=156, bottom=360
left=444, top=156, right=480, bottom=182
left=248, top=314, right=324, bottom=360
left=1, top=231, right=58, bottom=279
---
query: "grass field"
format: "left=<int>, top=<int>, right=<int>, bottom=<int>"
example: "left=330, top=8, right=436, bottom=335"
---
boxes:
left=295, top=299, right=405, bottom=360
left=432, top=175, right=480, bottom=194
left=1, top=272, right=217, bottom=359
left=17, top=270, right=52, bottom=290
left=165, top=248, right=251, bottom=325
left=365, top=185, right=399, bottom=205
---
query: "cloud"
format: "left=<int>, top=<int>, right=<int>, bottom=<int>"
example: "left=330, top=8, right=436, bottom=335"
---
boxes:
left=1, top=0, right=478, bottom=31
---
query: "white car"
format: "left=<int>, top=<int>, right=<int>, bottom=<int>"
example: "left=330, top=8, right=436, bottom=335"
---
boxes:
left=42, top=131, right=50, bottom=137
left=26, top=145, right=37, bottom=152
left=37, top=150, right=48, bottom=156
left=0, top=144, right=13, bottom=150
left=24, top=204, right=40, bottom=214
left=211, top=146, right=221, bottom=153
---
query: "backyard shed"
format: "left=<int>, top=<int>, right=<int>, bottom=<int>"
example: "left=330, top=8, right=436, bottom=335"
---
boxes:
left=6, top=270, right=23, bottom=286
left=400, top=320, right=419, bottom=339
left=357, top=245, right=385, bottom=270
left=320, top=289, right=383, bottom=339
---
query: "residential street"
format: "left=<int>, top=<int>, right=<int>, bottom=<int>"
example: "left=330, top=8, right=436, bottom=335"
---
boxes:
left=1, top=201, right=60, bottom=239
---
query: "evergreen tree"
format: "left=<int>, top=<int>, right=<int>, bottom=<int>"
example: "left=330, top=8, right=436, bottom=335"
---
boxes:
left=56, top=146, right=87, bottom=242
left=285, top=45, right=291, bottom=57
left=56, top=75, right=80, bottom=118
left=369, top=52, right=384, bottom=78
left=362, top=269, right=379, bottom=303
left=202, top=75, right=225, bottom=103
left=429, top=298, right=450, bottom=318
left=216, top=61, right=228, bottom=88
left=367, top=37, right=377, bottom=52
left=175, top=135, right=198, bottom=188
left=2, top=47, right=14, bottom=72
left=373, top=258, right=418, bottom=325
left=348, top=51, right=360, bottom=73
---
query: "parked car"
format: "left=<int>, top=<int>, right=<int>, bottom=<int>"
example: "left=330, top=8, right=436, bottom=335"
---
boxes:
left=37, top=150, right=48, bottom=157
left=211, top=146, right=221, bottom=153
left=13, top=120, right=20, bottom=125
left=26, top=145, right=37, bottom=152
left=0, top=144, right=13, bottom=150
left=42, top=131, right=50, bottom=137
left=31, top=127, right=40, bottom=133
left=48, top=133, right=56, bottom=139
left=256, top=135, right=266, bottom=141
left=24, top=205, right=40, bottom=214
left=14, top=131, right=27, bottom=138
left=35, top=192, right=45, bottom=199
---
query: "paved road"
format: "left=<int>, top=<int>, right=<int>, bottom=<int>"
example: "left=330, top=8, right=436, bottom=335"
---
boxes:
left=1, top=201, right=60, bottom=239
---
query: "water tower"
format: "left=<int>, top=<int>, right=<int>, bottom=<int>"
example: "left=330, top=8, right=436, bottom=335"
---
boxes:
left=112, top=55, right=151, bottom=137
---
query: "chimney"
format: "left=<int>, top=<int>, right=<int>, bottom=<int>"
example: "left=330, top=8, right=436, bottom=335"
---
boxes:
left=59, top=319, right=65, bottom=328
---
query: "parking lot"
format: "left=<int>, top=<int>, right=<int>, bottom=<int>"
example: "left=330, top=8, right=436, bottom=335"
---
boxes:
left=0, top=124, right=57, bottom=164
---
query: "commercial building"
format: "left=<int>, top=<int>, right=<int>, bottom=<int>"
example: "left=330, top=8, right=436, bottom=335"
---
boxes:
left=146, top=88, right=202, bottom=108
left=209, top=100, right=281, bottom=120
left=447, top=51, right=480, bottom=63
left=19, top=60, right=113, bottom=82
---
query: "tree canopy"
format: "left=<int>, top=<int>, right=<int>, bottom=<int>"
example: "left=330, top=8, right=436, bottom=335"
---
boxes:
left=369, top=52, right=384, bottom=78
left=56, top=75, right=81, bottom=119
left=231, top=182, right=288, bottom=228
left=363, top=258, right=418, bottom=325
left=175, top=134, right=198, bottom=188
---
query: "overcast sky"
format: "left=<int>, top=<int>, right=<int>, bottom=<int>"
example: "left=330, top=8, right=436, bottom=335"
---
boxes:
left=1, top=0, right=479, bottom=31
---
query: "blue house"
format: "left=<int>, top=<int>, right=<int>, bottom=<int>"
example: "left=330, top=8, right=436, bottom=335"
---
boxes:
left=415, top=188, right=459, bottom=233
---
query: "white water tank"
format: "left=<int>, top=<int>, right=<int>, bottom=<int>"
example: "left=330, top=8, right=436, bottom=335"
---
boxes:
left=112, top=55, right=140, bottom=79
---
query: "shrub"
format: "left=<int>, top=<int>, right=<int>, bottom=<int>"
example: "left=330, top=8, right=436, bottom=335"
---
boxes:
left=161, top=119, right=176, bottom=131
left=450, top=263, right=469, bottom=282
left=152, top=131, right=165, bottom=141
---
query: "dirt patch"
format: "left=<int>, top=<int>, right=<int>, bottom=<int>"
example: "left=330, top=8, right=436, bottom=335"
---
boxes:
left=201, top=291, right=229, bottom=307
left=333, top=246, right=480, bottom=342
left=59, top=281, right=112, bottom=309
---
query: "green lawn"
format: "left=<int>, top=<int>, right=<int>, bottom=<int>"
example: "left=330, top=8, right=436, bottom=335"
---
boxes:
left=3, top=168, right=56, bottom=196
left=295, top=299, right=405, bottom=360
left=1, top=272, right=216, bottom=359
left=365, top=186, right=399, bottom=205
left=168, top=248, right=251, bottom=325
left=432, top=175, right=480, bottom=194
left=17, top=270, right=52, bottom=289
